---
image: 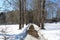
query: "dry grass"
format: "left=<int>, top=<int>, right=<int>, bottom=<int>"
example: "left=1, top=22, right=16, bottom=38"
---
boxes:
left=27, top=25, right=39, bottom=38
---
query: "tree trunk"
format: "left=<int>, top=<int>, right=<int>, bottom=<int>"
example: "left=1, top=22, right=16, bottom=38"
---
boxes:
left=41, top=0, right=45, bottom=29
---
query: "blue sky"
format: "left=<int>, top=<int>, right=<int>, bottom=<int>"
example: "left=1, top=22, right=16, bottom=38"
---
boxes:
left=0, top=0, right=18, bottom=12
left=50, top=0, right=57, bottom=2
left=0, top=0, right=11, bottom=12
left=0, top=0, right=4, bottom=11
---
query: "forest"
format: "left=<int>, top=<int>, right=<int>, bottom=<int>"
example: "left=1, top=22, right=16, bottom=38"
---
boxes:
left=0, top=0, right=60, bottom=29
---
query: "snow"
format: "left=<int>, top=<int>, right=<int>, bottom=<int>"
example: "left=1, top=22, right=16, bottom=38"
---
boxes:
left=0, top=24, right=28, bottom=40
left=40, top=30, right=60, bottom=40
left=27, top=23, right=40, bottom=31
left=24, top=34, right=39, bottom=40
left=44, top=23, right=60, bottom=30
left=39, top=22, right=60, bottom=40
left=0, top=24, right=28, bottom=34
left=0, top=23, right=40, bottom=40
left=0, top=22, right=60, bottom=40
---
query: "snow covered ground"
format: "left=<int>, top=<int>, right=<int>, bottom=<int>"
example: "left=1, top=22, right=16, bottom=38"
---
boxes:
left=0, top=22, right=60, bottom=40
left=0, top=23, right=40, bottom=40
left=0, top=24, right=28, bottom=40
left=39, top=22, right=60, bottom=40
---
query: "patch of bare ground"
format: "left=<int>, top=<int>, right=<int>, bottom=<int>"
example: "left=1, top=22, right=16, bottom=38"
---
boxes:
left=27, top=25, right=39, bottom=38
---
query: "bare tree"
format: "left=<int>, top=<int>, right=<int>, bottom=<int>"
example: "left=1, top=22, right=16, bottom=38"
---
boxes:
left=19, top=0, right=46, bottom=29
left=19, top=0, right=27, bottom=29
